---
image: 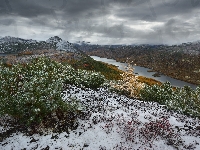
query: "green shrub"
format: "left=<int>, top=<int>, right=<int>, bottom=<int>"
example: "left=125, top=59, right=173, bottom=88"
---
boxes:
left=75, top=69, right=105, bottom=89
left=0, top=57, right=80, bottom=127
left=140, top=82, right=173, bottom=105
left=173, top=85, right=200, bottom=117
left=0, top=57, right=106, bottom=128
left=140, top=82, right=200, bottom=118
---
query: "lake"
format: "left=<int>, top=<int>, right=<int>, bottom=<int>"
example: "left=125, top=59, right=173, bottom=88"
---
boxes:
left=90, top=56, right=198, bottom=89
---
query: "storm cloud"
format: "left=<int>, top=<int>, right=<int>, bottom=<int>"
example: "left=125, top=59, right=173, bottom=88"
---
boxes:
left=0, top=0, right=200, bottom=45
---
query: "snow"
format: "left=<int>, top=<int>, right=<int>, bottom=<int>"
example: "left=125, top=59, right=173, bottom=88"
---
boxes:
left=46, top=36, right=77, bottom=52
left=0, top=36, right=37, bottom=44
left=0, top=85, right=200, bottom=150
left=56, top=40, right=77, bottom=52
left=0, top=36, right=78, bottom=54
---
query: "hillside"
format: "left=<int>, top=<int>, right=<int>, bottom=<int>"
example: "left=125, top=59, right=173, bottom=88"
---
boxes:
left=1, top=84, right=200, bottom=150
left=0, top=37, right=200, bottom=149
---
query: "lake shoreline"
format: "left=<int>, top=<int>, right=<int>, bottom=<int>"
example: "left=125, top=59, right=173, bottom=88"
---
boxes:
left=116, top=58, right=200, bottom=86
left=90, top=55, right=198, bottom=89
left=130, top=63, right=200, bottom=86
left=89, top=54, right=200, bottom=86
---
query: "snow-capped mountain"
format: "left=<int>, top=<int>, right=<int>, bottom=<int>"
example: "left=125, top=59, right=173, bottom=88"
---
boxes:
left=0, top=36, right=49, bottom=53
left=46, top=36, right=62, bottom=44
left=0, top=36, right=37, bottom=44
left=56, top=40, right=77, bottom=52
left=46, top=36, right=77, bottom=52
left=0, top=36, right=77, bottom=53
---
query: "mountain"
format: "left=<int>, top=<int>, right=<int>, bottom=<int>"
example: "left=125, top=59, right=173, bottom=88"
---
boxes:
left=46, top=36, right=62, bottom=44
left=0, top=36, right=77, bottom=53
left=0, top=36, right=52, bottom=53
left=0, top=36, right=37, bottom=45
left=46, top=36, right=77, bottom=53
left=56, top=40, right=77, bottom=53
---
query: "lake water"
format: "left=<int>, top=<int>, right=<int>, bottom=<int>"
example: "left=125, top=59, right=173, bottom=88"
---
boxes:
left=90, top=56, right=198, bottom=89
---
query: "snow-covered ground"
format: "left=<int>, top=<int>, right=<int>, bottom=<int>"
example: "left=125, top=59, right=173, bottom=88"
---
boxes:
left=0, top=85, right=200, bottom=150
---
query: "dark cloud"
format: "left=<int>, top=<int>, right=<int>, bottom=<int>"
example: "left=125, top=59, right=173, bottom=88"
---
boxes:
left=113, top=0, right=200, bottom=22
left=0, top=0, right=199, bottom=44
left=0, top=18, right=15, bottom=26
left=63, top=0, right=101, bottom=15
left=2, top=0, right=71, bottom=19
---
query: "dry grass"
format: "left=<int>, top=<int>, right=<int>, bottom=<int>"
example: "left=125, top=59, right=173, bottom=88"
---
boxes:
left=1, top=49, right=74, bottom=65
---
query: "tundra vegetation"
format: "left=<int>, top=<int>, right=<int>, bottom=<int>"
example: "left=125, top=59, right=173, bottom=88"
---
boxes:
left=0, top=53, right=199, bottom=136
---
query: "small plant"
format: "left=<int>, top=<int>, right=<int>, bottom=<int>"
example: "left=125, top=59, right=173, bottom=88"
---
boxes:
left=117, top=116, right=182, bottom=148
left=140, top=118, right=183, bottom=148
left=102, top=113, right=183, bottom=149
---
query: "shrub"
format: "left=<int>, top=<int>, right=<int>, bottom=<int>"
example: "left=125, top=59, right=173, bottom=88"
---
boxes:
left=0, top=57, right=81, bottom=128
left=140, top=82, right=173, bottom=105
left=140, top=82, right=200, bottom=118
left=174, top=85, right=200, bottom=117
left=110, top=63, right=144, bottom=98
left=63, top=69, right=105, bottom=89
left=0, top=57, right=107, bottom=129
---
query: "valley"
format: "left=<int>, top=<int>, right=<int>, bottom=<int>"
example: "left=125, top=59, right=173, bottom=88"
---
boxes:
left=82, top=44, right=200, bottom=86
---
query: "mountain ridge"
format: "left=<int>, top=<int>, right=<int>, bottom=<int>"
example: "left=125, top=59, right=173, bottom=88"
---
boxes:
left=1, top=35, right=200, bottom=55
left=0, top=36, right=77, bottom=54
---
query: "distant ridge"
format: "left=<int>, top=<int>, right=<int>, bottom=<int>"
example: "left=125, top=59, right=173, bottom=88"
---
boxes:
left=1, top=35, right=200, bottom=55
left=0, top=36, right=77, bottom=54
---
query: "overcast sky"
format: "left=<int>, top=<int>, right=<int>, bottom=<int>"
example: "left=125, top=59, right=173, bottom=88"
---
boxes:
left=0, top=0, right=200, bottom=45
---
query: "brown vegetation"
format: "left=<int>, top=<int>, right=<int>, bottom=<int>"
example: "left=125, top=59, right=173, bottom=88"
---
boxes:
left=137, top=76, right=162, bottom=86
left=0, top=49, right=76, bottom=65
left=18, top=50, right=33, bottom=56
